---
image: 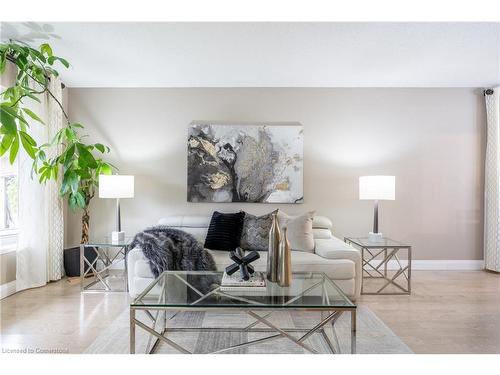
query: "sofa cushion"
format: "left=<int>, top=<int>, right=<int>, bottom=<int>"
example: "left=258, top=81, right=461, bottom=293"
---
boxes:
left=135, top=249, right=354, bottom=280
left=314, top=237, right=360, bottom=260
left=312, top=228, right=333, bottom=239
left=277, top=211, right=315, bottom=252
left=312, top=216, right=332, bottom=230
left=204, top=211, right=245, bottom=251
left=207, top=249, right=355, bottom=280
left=240, top=210, right=276, bottom=251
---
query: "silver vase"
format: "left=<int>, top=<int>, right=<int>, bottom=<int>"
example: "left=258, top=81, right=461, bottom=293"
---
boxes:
left=267, top=212, right=281, bottom=282
left=277, top=227, right=292, bottom=287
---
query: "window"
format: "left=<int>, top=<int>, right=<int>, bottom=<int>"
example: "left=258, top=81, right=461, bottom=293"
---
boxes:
left=0, top=155, right=18, bottom=253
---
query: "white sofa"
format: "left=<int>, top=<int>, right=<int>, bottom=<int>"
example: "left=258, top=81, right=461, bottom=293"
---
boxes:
left=127, top=215, right=362, bottom=300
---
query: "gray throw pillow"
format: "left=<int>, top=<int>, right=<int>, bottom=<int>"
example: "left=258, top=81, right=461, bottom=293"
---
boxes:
left=240, top=210, right=277, bottom=251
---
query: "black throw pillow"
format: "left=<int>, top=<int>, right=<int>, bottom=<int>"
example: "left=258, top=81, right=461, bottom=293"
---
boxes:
left=204, top=211, right=245, bottom=251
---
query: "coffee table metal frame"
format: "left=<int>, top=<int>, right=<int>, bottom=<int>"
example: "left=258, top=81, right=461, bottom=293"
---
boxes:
left=80, top=240, right=130, bottom=293
left=130, top=271, right=356, bottom=354
left=344, top=237, right=412, bottom=295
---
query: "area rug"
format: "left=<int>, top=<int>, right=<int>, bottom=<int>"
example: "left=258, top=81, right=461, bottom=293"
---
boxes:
left=84, top=306, right=412, bottom=354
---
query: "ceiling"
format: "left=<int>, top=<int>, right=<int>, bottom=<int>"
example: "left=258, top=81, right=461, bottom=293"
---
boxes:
left=1, top=22, right=499, bottom=88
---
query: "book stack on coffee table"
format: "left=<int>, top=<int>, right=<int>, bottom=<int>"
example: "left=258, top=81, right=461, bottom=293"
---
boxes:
left=220, top=271, right=267, bottom=292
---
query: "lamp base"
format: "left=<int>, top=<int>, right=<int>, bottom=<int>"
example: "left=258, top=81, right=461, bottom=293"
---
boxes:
left=368, top=232, right=384, bottom=243
left=111, top=231, right=125, bottom=243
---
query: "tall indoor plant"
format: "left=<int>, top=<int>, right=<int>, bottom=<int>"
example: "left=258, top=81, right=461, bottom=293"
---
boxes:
left=0, top=40, right=114, bottom=243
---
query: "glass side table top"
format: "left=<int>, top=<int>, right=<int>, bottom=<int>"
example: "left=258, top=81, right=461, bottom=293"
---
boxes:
left=345, top=237, right=410, bottom=248
left=84, top=237, right=133, bottom=247
left=132, top=271, right=355, bottom=309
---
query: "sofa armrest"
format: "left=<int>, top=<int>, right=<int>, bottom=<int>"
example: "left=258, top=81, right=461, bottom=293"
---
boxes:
left=315, top=237, right=360, bottom=261
left=127, top=246, right=145, bottom=297
left=314, top=237, right=362, bottom=300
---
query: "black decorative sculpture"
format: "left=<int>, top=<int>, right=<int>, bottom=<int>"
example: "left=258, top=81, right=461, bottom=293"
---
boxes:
left=225, top=248, right=260, bottom=281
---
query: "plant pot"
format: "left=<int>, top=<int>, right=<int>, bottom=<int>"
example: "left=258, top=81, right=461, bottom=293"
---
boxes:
left=63, top=246, right=97, bottom=277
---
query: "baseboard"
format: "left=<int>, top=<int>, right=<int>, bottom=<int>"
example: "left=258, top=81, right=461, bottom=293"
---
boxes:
left=412, top=260, right=484, bottom=270
left=0, top=280, right=16, bottom=299
left=367, top=259, right=484, bottom=271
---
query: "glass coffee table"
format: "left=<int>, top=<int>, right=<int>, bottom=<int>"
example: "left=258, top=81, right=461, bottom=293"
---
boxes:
left=130, top=271, right=356, bottom=354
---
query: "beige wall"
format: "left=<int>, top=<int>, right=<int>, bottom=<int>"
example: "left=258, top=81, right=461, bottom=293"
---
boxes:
left=66, top=88, right=485, bottom=260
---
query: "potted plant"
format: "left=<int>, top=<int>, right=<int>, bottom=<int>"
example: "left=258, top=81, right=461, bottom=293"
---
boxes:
left=0, top=40, right=114, bottom=273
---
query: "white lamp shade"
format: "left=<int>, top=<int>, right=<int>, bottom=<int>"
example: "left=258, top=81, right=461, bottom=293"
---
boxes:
left=359, top=176, right=395, bottom=200
left=99, top=175, right=134, bottom=198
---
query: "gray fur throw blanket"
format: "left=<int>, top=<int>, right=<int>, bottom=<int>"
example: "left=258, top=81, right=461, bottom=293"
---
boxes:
left=130, top=226, right=216, bottom=277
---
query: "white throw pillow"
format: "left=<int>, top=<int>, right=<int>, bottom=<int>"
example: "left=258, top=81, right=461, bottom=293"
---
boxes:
left=277, top=211, right=316, bottom=252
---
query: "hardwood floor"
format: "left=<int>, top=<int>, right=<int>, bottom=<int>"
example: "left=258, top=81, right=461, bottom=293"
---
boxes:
left=0, top=281, right=130, bottom=353
left=360, top=270, right=500, bottom=354
left=1, top=271, right=499, bottom=354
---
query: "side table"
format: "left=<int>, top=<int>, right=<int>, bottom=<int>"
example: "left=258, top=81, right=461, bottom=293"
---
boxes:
left=80, top=238, right=132, bottom=293
left=344, top=237, right=411, bottom=295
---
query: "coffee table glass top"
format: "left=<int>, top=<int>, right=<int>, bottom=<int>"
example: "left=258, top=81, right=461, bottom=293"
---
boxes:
left=345, top=237, right=410, bottom=248
left=132, top=271, right=355, bottom=309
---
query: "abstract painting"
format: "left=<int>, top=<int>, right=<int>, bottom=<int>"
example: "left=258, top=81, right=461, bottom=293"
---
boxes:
left=187, top=123, right=303, bottom=203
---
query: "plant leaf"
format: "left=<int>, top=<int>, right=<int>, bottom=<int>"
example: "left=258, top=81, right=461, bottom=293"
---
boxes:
left=62, top=170, right=79, bottom=195
left=64, top=127, right=76, bottom=141
left=76, top=168, right=91, bottom=179
left=25, top=93, right=42, bottom=103
left=0, top=107, right=18, bottom=134
left=94, top=143, right=106, bottom=153
left=29, top=48, right=46, bottom=63
left=0, top=51, right=6, bottom=74
left=9, top=134, right=19, bottom=164
left=68, top=193, right=77, bottom=209
left=39, top=167, right=51, bottom=183
left=98, top=162, right=112, bottom=175
left=22, top=107, right=45, bottom=125
left=57, top=57, right=69, bottom=68
left=51, top=164, right=59, bottom=179
left=77, top=143, right=97, bottom=168
left=63, top=143, right=76, bottom=166
left=37, top=149, right=46, bottom=161
left=40, top=43, right=53, bottom=57
left=75, top=191, right=86, bottom=208
left=19, top=131, right=37, bottom=159
left=0, top=134, right=14, bottom=156
left=1, top=104, right=29, bottom=127
left=19, top=130, right=36, bottom=146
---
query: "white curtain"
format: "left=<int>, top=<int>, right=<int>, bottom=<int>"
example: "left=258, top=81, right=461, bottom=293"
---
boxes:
left=484, top=87, right=500, bottom=273
left=16, top=76, right=65, bottom=291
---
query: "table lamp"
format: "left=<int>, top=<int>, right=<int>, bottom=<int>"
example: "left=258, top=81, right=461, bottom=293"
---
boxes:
left=359, top=175, right=395, bottom=242
left=99, top=174, right=134, bottom=243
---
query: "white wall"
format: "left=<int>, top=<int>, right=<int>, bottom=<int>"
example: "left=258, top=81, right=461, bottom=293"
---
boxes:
left=66, top=88, right=485, bottom=261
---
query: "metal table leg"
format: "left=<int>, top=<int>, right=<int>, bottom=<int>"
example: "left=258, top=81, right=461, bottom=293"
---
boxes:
left=351, top=309, right=357, bottom=354
left=130, top=307, right=135, bottom=354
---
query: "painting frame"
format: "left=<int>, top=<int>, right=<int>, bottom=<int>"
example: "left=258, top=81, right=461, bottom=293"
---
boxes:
left=187, top=122, right=303, bottom=204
